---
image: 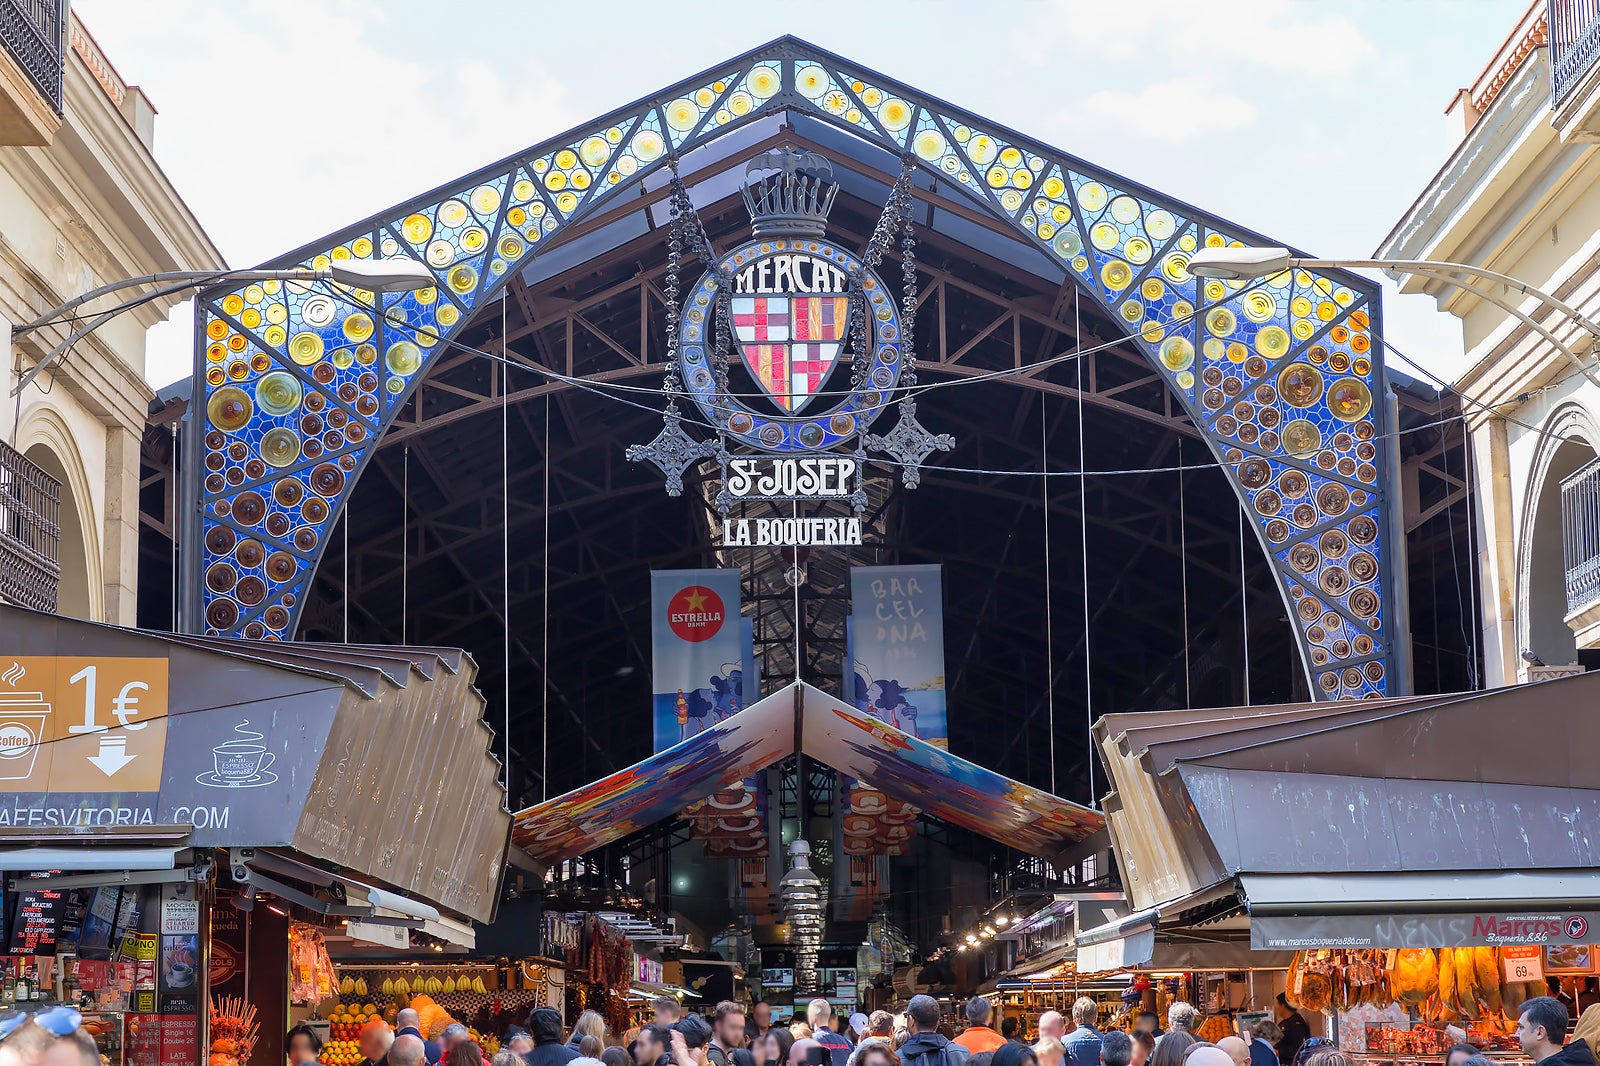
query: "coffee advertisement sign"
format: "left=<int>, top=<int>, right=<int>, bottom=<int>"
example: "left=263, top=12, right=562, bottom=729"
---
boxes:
left=0, top=655, right=337, bottom=847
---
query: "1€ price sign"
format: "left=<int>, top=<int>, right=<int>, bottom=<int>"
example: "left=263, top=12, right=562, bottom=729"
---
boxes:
left=0, top=657, right=168, bottom=792
left=1503, top=946, right=1544, bottom=983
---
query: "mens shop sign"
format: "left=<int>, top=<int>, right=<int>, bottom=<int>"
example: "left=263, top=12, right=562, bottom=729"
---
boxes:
left=1252, top=911, right=1600, bottom=949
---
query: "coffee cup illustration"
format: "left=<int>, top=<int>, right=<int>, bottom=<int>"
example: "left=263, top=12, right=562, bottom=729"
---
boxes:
left=0, top=662, right=49, bottom=782
left=198, top=720, right=278, bottom=788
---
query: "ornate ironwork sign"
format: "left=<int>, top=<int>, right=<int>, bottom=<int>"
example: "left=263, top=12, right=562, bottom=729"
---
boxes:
left=628, top=147, right=953, bottom=541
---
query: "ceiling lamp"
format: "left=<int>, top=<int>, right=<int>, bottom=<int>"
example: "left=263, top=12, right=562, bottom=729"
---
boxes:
left=780, top=840, right=825, bottom=993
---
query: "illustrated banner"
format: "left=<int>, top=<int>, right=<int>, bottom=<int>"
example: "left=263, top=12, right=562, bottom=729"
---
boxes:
left=651, top=569, right=746, bottom=753
left=844, top=566, right=946, bottom=855
left=847, top=565, right=947, bottom=745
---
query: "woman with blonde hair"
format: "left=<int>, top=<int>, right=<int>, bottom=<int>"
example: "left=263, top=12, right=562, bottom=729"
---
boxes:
left=569, top=1011, right=608, bottom=1053
left=1033, top=1037, right=1065, bottom=1066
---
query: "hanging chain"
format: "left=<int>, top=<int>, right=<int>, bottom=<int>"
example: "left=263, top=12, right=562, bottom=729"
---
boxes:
left=898, top=159, right=919, bottom=389
left=662, top=192, right=684, bottom=403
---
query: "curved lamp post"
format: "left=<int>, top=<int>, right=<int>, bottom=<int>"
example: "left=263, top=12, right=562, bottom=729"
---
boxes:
left=1186, top=246, right=1600, bottom=389
left=10, top=258, right=434, bottom=397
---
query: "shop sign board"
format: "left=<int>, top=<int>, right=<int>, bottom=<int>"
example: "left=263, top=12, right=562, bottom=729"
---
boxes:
left=1252, top=910, right=1600, bottom=949
left=0, top=656, right=337, bottom=846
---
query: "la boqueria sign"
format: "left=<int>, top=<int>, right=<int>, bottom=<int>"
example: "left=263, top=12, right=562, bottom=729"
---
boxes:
left=1253, top=911, right=1600, bottom=949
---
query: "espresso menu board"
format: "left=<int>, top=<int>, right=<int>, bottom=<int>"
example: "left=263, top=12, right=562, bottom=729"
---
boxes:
left=8, top=888, right=65, bottom=956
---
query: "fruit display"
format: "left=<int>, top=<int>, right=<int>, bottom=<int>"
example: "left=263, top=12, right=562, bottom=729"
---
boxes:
left=319, top=1004, right=383, bottom=1066
left=1287, top=946, right=1548, bottom=1031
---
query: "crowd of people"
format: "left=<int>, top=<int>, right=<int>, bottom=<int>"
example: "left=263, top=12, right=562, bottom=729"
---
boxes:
left=262, top=987, right=1600, bottom=1066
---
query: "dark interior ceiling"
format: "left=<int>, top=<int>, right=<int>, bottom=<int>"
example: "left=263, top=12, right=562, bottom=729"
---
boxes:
left=138, top=117, right=1478, bottom=855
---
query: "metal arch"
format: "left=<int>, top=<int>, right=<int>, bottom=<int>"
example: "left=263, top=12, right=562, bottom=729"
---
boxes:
left=183, top=36, right=1402, bottom=700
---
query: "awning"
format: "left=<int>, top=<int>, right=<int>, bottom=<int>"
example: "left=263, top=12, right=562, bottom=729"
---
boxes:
left=1095, top=672, right=1600, bottom=916
left=1243, top=871, right=1600, bottom=949
left=513, top=682, right=1103, bottom=866
left=1075, top=909, right=1158, bottom=972
left=0, top=605, right=509, bottom=923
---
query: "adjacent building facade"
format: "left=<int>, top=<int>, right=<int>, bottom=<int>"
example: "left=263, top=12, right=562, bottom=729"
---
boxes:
left=1379, top=0, right=1600, bottom=686
left=0, top=2, right=219, bottom=622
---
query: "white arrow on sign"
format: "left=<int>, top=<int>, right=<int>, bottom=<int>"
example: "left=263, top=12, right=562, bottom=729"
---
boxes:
left=87, top=734, right=135, bottom=777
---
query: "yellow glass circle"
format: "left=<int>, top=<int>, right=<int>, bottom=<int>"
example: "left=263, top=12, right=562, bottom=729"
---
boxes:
left=207, top=318, right=229, bottom=341
left=1203, top=338, right=1227, bottom=361
left=570, top=169, right=591, bottom=190
left=332, top=347, right=354, bottom=369
left=1139, top=320, right=1165, bottom=342
left=728, top=91, right=754, bottom=117
left=966, top=135, right=998, bottom=166
left=471, top=185, right=502, bottom=215
left=880, top=99, right=912, bottom=130
left=1327, top=377, right=1373, bottom=422
left=1078, top=182, right=1107, bottom=212
left=1206, top=307, right=1236, bottom=337
left=437, top=304, right=459, bottom=327
left=579, top=137, right=610, bottom=168
left=207, top=342, right=226, bottom=362
left=1255, top=325, right=1291, bottom=359
left=1160, top=336, right=1194, bottom=372
left=1173, top=300, right=1194, bottom=322
left=208, top=386, right=252, bottom=433
left=1146, top=210, right=1176, bottom=240
left=1282, top=419, right=1322, bottom=458
left=446, top=263, right=476, bottom=294
left=426, top=240, right=456, bottom=268
left=986, top=165, right=1008, bottom=188
left=1276, top=362, right=1323, bottom=408
left=1042, top=175, right=1066, bottom=199
left=1203, top=280, right=1227, bottom=302
left=352, top=236, right=373, bottom=258
left=499, top=234, right=525, bottom=260
left=461, top=227, right=488, bottom=253
left=512, top=179, right=536, bottom=203
left=1120, top=301, right=1142, bottom=323
left=288, top=331, right=324, bottom=366
left=1292, top=320, right=1315, bottom=341
left=1141, top=278, right=1166, bottom=301
left=343, top=313, right=374, bottom=343
left=1100, top=260, right=1132, bottom=291
left=913, top=129, right=946, bottom=161
left=438, top=200, right=469, bottom=228
left=255, top=371, right=302, bottom=417
left=264, top=325, right=286, bottom=347
left=1124, top=237, right=1152, bottom=264
left=355, top=343, right=377, bottom=365
left=243, top=284, right=264, bottom=305
left=1110, top=196, right=1140, bottom=224
left=222, top=294, right=244, bottom=316
left=240, top=308, right=262, bottom=329
left=1241, top=291, right=1277, bottom=323
left=1176, top=370, right=1194, bottom=389
left=556, top=191, right=579, bottom=213
left=260, top=427, right=300, bottom=468
left=385, top=341, right=423, bottom=376
left=544, top=170, right=567, bottom=191
left=227, top=333, right=248, bottom=353
left=665, top=98, right=700, bottom=131
left=415, top=286, right=436, bottom=305
left=1090, top=222, right=1119, bottom=251
left=749, top=65, right=780, bottom=98
left=1226, top=342, right=1249, bottom=363
left=1162, top=253, right=1191, bottom=283
left=1317, top=301, right=1338, bottom=321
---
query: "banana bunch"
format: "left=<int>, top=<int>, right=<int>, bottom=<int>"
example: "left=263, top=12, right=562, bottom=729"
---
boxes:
left=340, top=976, right=357, bottom=995
left=396, top=977, right=411, bottom=997
left=470, top=975, right=488, bottom=994
left=381, top=978, right=394, bottom=995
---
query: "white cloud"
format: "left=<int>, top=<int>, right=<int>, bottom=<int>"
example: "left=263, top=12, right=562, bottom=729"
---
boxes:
left=73, top=0, right=580, bottom=385
left=1065, top=78, right=1258, bottom=142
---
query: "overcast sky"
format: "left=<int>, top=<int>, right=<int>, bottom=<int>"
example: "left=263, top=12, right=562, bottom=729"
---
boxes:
left=72, top=0, right=1516, bottom=390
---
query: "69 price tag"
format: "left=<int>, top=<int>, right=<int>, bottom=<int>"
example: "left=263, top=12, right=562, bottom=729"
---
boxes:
left=1503, top=946, right=1545, bottom=983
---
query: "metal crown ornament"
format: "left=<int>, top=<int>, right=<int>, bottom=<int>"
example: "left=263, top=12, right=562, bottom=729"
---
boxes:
left=628, top=148, right=954, bottom=527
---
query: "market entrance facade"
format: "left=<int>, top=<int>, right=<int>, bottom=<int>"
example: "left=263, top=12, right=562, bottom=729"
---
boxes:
left=165, top=35, right=1477, bottom=993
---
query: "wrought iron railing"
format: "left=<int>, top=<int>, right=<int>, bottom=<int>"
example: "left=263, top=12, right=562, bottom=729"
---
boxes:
left=0, top=440, right=59, bottom=613
left=1552, top=0, right=1600, bottom=103
left=1563, top=455, right=1600, bottom=615
left=0, top=0, right=64, bottom=114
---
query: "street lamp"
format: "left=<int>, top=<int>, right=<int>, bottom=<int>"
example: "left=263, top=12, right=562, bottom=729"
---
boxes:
left=1186, top=245, right=1600, bottom=389
left=10, top=257, right=435, bottom=397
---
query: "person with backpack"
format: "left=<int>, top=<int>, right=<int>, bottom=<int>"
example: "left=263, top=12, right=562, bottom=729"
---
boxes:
left=900, top=996, right=970, bottom=1066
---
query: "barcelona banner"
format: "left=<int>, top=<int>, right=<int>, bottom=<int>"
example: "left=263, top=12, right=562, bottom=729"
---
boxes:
left=847, top=564, right=948, bottom=746
left=651, top=569, right=746, bottom=753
